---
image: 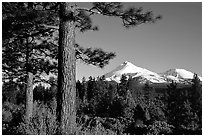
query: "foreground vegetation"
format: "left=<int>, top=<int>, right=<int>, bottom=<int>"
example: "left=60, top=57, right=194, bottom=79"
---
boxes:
left=2, top=74, right=202, bottom=135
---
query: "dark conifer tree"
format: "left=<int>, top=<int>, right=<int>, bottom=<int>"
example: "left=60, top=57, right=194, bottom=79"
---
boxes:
left=165, top=80, right=201, bottom=134
left=76, top=80, right=83, bottom=100
left=143, top=81, right=154, bottom=100
left=86, top=76, right=96, bottom=101
left=81, top=77, right=87, bottom=102
left=190, top=74, right=202, bottom=133
left=179, top=100, right=200, bottom=134
left=166, top=81, right=180, bottom=132
left=118, top=74, right=128, bottom=97
left=190, top=74, right=202, bottom=114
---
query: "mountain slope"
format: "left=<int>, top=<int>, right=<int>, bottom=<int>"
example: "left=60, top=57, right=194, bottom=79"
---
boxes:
left=104, top=61, right=202, bottom=84
left=160, top=68, right=202, bottom=82
left=104, top=61, right=166, bottom=83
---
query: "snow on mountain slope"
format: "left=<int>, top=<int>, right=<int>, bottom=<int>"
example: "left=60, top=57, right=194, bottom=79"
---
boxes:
left=104, top=61, right=166, bottom=83
left=161, top=68, right=202, bottom=82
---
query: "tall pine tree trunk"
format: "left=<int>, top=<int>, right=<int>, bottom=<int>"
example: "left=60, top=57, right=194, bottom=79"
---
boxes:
left=57, top=2, right=76, bottom=134
left=26, top=71, right=33, bottom=121
left=25, top=38, right=33, bottom=122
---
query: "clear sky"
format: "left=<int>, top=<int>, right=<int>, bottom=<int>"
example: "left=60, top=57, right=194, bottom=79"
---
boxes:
left=75, top=2, right=202, bottom=80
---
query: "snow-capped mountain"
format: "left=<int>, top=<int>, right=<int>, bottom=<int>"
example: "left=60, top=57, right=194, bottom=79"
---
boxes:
left=160, top=68, right=202, bottom=82
left=104, top=61, right=166, bottom=83
left=32, top=61, right=202, bottom=89
left=104, top=61, right=202, bottom=84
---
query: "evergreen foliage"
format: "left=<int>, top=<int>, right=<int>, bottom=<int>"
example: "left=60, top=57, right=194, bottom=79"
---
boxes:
left=2, top=75, right=202, bottom=135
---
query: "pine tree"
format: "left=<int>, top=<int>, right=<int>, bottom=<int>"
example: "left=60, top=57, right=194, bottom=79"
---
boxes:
left=76, top=80, right=83, bottom=101
left=81, top=77, right=87, bottom=102
left=3, top=2, right=161, bottom=134
left=180, top=100, right=200, bottom=134
left=166, top=81, right=181, bottom=132
left=190, top=74, right=202, bottom=133
left=56, top=3, right=77, bottom=134
left=143, top=81, right=155, bottom=101
left=191, top=74, right=202, bottom=114
left=2, top=2, right=59, bottom=122
left=2, top=2, right=116, bottom=131
left=118, top=74, right=128, bottom=97
left=165, top=80, right=201, bottom=134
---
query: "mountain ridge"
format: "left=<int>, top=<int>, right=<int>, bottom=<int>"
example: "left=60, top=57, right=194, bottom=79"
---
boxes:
left=104, top=61, right=202, bottom=83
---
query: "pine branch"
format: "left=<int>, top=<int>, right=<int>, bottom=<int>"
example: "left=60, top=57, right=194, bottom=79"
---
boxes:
left=77, top=46, right=116, bottom=68
left=76, top=7, right=101, bottom=15
left=42, top=24, right=59, bottom=29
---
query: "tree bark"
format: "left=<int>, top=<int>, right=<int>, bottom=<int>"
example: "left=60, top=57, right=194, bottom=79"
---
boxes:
left=57, top=2, right=76, bottom=135
left=25, top=38, right=33, bottom=122
left=26, top=71, right=33, bottom=121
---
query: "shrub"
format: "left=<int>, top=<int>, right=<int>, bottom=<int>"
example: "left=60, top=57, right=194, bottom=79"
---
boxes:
left=147, top=121, right=174, bottom=135
left=76, top=115, right=124, bottom=135
left=77, top=121, right=117, bottom=135
left=2, top=101, right=24, bottom=135
left=18, top=101, right=58, bottom=135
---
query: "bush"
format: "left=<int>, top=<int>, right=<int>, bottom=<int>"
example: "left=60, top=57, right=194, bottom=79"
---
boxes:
left=76, top=115, right=125, bottom=135
left=18, top=101, right=58, bottom=135
left=77, top=121, right=117, bottom=135
left=2, top=101, right=24, bottom=135
left=147, top=121, right=174, bottom=135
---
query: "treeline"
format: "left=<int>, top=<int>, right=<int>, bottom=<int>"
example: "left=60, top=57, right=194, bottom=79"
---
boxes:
left=2, top=74, right=202, bottom=135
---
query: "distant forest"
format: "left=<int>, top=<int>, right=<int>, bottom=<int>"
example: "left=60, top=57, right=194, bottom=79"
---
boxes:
left=2, top=74, right=202, bottom=135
